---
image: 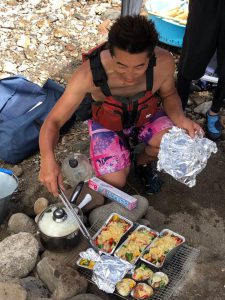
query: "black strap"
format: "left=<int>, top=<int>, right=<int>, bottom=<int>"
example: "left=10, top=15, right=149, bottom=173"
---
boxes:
left=146, top=54, right=156, bottom=91
left=89, top=43, right=111, bottom=96
left=89, top=45, right=156, bottom=96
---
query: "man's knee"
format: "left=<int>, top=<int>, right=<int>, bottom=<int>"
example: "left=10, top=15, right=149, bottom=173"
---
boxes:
left=149, top=128, right=171, bottom=148
left=99, top=169, right=129, bottom=189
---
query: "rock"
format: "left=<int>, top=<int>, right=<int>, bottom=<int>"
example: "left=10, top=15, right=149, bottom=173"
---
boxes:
left=8, top=213, right=36, bottom=234
left=20, top=276, right=50, bottom=300
left=0, top=232, right=39, bottom=278
left=0, top=282, right=27, bottom=300
left=88, top=195, right=149, bottom=226
left=71, top=183, right=105, bottom=213
left=68, top=294, right=103, bottom=300
left=101, top=8, right=120, bottom=20
left=37, top=257, right=88, bottom=300
left=194, top=101, right=212, bottom=116
left=191, top=94, right=206, bottom=106
left=34, top=197, right=49, bottom=215
left=11, top=165, right=23, bottom=177
left=137, top=218, right=151, bottom=227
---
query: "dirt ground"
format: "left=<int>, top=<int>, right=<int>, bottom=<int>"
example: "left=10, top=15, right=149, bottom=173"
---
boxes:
left=1, top=118, right=225, bottom=299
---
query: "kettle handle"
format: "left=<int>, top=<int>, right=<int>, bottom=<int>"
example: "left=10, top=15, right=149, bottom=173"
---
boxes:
left=69, top=181, right=84, bottom=204
left=77, top=194, right=92, bottom=209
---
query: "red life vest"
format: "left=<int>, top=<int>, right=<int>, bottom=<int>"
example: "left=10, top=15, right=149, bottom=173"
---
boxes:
left=83, top=43, right=160, bottom=132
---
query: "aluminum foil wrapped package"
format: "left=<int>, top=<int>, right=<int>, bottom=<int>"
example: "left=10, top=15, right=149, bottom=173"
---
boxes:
left=157, top=126, right=217, bottom=187
left=79, top=248, right=101, bottom=262
left=92, top=254, right=134, bottom=293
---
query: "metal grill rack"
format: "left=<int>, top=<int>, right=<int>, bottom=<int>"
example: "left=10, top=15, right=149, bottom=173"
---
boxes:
left=74, top=208, right=200, bottom=300
left=78, top=244, right=199, bottom=300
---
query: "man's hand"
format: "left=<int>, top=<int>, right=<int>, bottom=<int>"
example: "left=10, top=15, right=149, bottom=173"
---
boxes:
left=39, top=156, right=64, bottom=197
left=176, top=116, right=204, bottom=138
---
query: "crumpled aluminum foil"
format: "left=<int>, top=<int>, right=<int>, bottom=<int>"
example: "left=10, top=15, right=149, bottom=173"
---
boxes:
left=157, top=126, right=217, bottom=187
left=92, top=255, right=134, bottom=293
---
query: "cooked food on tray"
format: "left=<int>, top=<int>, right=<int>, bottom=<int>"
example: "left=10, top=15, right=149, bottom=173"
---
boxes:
left=77, top=258, right=95, bottom=270
left=142, top=230, right=184, bottom=267
left=94, top=214, right=132, bottom=253
left=131, top=283, right=154, bottom=300
left=115, top=226, right=158, bottom=264
left=116, top=278, right=136, bottom=297
left=148, top=272, right=169, bottom=289
left=132, top=264, right=154, bottom=281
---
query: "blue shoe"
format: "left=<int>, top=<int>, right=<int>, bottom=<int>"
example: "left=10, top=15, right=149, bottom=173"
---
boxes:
left=206, top=112, right=222, bottom=140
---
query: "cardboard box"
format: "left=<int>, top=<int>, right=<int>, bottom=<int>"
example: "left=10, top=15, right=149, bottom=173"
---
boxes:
left=88, top=177, right=137, bottom=210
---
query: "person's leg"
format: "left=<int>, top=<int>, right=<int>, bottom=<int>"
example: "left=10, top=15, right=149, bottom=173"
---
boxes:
left=134, top=111, right=173, bottom=194
left=177, top=0, right=220, bottom=108
left=88, top=119, right=131, bottom=189
left=176, top=73, right=192, bottom=110
left=121, top=0, right=143, bottom=16
left=206, top=79, right=225, bottom=139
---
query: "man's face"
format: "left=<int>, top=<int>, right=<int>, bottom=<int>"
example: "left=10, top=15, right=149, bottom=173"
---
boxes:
left=112, top=47, right=150, bottom=84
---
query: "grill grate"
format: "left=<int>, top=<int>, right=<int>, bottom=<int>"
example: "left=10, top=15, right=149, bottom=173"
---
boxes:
left=71, top=208, right=200, bottom=300
left=78, top=244, right=199, bottom=300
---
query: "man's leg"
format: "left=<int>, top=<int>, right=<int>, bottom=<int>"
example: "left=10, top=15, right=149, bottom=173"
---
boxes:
left=134, top=111, right=173, bottom=194
left=88, top=119, right=131, bottom=189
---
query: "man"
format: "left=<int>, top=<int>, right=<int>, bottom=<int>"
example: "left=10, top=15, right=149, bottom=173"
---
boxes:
left=177, top=0, right=225, bottom=140
left=39, top=15, right=202, bottom=196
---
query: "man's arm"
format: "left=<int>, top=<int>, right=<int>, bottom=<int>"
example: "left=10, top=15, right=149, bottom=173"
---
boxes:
left=39, top=63, right=92, bottom=196
left=159, top=53, right=202, bottom=137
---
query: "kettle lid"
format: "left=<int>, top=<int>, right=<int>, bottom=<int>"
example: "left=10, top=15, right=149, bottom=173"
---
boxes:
left=38, top=204, right=79, bottom=237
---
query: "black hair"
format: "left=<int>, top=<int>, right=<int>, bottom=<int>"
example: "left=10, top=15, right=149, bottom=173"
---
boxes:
left=108, top=15, right=159, bottom=57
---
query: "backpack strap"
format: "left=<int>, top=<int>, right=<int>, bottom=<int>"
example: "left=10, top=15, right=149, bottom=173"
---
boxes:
left=88, top=43, right=111, bottom=97
left=146, top=54, right=156, bottom=91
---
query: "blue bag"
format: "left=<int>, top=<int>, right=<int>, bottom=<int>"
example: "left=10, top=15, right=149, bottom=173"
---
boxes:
left=0, top=76, right=66, bottom=164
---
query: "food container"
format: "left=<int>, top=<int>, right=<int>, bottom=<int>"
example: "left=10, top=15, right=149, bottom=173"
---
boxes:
left=148, top=272, right=169, bottom=289
left=131, top=283, right=154, bottom=300
left=76, top=257, right=96, bottom=270
left=114, top=225, right=159, bottom=264
left=140, top=229, right=185, bottom=268
left=116, top=278, right=136, bottom=297
left=132, top=264, right=154, bottom=282
left=92, top=213, right=133, bottom=255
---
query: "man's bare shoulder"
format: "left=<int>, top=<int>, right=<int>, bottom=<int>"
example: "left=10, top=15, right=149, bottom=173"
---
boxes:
left=68, top=59, right=95, bottom=93
left=155, top=46, right=175, bottom=67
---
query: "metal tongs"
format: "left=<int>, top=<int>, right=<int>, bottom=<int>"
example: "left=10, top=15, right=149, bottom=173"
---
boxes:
left=58, top=186, right=100, bottom=253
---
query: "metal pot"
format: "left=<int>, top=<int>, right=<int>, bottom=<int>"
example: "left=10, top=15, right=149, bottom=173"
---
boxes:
left=0, top=168, right=18, bottom=223
left=37, top=182, right=91, bottom=251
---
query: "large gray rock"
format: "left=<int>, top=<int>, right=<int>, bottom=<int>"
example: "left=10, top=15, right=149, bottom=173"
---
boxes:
left=88, top=195, right=149, bottom=226
left=20, top=276, right=50, bottom=300
left=0, top=232, right=39, bottom=278
left=37, top=257, right=87, bottom=300
left=8, top=213, right=36, bottom=234
left=194, top=101, right=212, bottom=115
left=0, top=282, right=27, bottom=300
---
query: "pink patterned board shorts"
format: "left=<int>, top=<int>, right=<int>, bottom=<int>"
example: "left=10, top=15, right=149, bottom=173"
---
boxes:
left=88, top=110, right=173, bottom=176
